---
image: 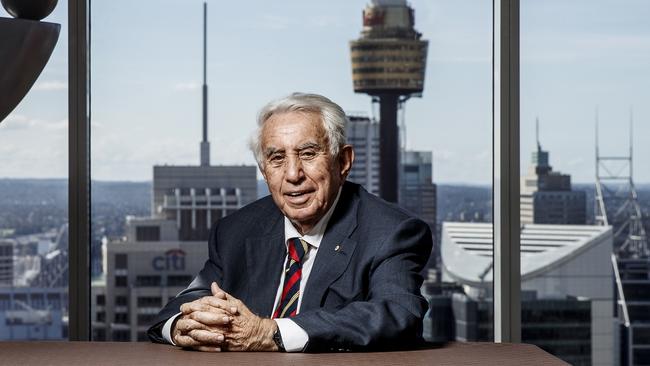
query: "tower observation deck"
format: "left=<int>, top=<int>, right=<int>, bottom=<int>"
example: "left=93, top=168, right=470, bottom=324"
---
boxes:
left=350, top=0, right=428, bottom=202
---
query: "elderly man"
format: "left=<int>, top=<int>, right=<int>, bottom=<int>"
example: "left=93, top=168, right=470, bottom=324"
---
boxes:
left=147, top=93, right=432, bottom=352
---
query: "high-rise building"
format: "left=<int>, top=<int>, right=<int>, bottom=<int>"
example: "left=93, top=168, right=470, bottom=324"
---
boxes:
left=350, top=0, right=428, bottom=202
left=400, top=150, right=436, bottom=229
left=345, top=114, right=379, bottom=196
left=520, top=124, right=586, bottom=225
left=400, top=150, right=437, bottom=274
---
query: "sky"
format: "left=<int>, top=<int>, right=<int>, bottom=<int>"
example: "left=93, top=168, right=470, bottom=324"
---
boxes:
left=1, top=0, right=649, bottom=184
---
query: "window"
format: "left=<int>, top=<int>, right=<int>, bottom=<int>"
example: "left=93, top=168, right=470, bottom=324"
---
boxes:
left=519, top=1, right=650, bottom=364
left=114, top=313, right=129, bottom=324
left=115, top=254, right=128, bottom=270
left=136, top=226, right=160, bottom=242
left=85, top=0, right=494, bottom=343
left=137, top=314, right=157, bottom=326
left=0, top=4, right=68, bottom=341
left=135, top=275, right=161, bottom=287
left=167, top=275, right=193, bottom=287
left=115, top=276, right=128, bottom=288
left=115, top=296, right=128, bottom=307
left=137, top=297, right=162, bottom=308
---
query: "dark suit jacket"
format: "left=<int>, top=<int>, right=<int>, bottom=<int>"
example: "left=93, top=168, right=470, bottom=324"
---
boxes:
left=147, top=181, right=433, bottom=352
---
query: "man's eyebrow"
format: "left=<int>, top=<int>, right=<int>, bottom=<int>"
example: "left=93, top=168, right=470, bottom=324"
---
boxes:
left=264, top=147, right=283, bottom=157
left=295, top=142, right=321, bottom=151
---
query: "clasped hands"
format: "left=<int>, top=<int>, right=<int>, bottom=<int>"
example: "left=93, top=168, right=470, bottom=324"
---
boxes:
left=172, top=282, right=278, bottom=352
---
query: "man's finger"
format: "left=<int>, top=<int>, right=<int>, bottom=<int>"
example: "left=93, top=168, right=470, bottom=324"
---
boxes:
left=199, top=296, right=238, bottom=314
left=181, top=301, right=230, bottom=315
left=190, top=310, right=234, bottom=326
left=174, top=334, right=201, bottom=348
left=175, top=317, right=209, bottom=333
left=188, top=329, right=225, bottom=345
left=211, top=282, right=229, bottom=300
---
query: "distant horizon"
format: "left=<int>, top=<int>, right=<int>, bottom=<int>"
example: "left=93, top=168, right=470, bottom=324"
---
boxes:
left=2, top=176, right=650, bottom=187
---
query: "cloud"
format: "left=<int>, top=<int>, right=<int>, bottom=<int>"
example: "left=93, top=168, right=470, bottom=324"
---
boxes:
left=33, top=80, right=67, bottom=91
left=174, top=82, right=200, bottom=91
left=0, top=114, right=67, bottom=131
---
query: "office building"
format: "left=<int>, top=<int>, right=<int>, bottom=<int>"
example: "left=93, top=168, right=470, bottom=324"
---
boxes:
left=520, top=134, right=586, bottom=225
left=440, top=222, right=615, bottom=366
left=345, top=114, right=380, bottom=196
left=92, top=216, right=208, bottom=342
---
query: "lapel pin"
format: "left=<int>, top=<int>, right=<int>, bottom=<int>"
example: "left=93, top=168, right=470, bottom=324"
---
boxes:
left=334, top=245, right=341, bottom=252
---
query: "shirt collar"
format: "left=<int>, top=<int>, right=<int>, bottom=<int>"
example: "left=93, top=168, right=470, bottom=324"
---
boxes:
left=283, top=187, right=342, bottom=249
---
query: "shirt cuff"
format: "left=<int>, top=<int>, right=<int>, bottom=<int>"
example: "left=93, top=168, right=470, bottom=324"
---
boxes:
left=274, top=318, right=309, bottom=352
left=162, top=312, right=182, bottom=345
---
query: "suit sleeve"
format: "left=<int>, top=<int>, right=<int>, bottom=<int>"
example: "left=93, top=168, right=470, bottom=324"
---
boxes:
left=291, top=217, right=432, bottom=352
left=147, top=222, right=224, bottom=343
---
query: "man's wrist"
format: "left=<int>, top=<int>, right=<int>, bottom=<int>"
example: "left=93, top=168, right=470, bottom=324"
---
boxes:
left=261, top=318, right=280, bottom=351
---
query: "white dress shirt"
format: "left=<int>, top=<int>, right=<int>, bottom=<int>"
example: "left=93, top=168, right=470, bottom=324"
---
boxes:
left=162, top=189, right=342, bottom=352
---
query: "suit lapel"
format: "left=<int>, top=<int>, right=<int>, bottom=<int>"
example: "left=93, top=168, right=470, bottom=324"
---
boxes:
left=301, top=183, right=359, bottom=311
left=244, top=213, right=286, bottom=317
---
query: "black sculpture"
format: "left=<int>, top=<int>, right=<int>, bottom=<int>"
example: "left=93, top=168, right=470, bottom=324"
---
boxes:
left=0, top=0, right=60, bottom=124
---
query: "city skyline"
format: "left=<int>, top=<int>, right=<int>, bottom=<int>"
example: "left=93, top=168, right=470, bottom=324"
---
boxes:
left=1, top=0, right=649, bottom=184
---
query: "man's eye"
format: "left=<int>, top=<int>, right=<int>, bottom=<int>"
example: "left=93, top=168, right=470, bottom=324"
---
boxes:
left=269, top=155, right=285, bottom=164
left=299, top=150, right=317, bottom=159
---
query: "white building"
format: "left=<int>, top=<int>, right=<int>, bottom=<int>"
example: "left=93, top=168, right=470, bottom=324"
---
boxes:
left=441, top=222, right=615, bottom=366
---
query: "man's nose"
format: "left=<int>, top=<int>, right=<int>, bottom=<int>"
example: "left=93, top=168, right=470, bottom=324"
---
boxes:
left=285, top=155, right=304, bottom=183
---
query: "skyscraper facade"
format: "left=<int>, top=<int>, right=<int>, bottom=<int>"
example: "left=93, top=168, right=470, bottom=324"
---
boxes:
left=345, top=114, right=380, bottom=196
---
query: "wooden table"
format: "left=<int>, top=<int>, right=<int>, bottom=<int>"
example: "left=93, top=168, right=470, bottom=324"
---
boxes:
left=0, top=341, right=569, bottom=365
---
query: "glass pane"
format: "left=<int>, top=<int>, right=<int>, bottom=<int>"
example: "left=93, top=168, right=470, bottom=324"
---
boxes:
left=90, top=0, right=493, bottom=345
left=425, top=1, right=494, bottom=343
left=0, top=4, right=69, bottom=340
left=521, top=1, right=650, bottom=365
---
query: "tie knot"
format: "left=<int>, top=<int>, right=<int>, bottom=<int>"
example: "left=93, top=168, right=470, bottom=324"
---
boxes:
left=289, top=238, right=309, bottom=263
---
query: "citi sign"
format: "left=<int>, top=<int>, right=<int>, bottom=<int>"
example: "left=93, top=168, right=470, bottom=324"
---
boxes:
left=152, top=249, right=186, bottom=271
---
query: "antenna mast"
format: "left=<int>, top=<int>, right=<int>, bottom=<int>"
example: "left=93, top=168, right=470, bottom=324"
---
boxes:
left=200, top=2, right=210, bottom=166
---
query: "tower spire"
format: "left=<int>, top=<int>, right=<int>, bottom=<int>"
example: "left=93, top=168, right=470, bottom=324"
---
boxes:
left=200, top=1, right=210, bottom=166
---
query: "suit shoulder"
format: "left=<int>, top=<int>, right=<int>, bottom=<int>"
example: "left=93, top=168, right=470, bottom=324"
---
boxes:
left=216, top=195, right=279, bottom=229
left=354, top=184, right=418, bottom=224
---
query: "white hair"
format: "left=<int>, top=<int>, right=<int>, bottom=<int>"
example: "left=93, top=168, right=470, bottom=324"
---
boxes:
left=249, top=92, right=347, bottom=167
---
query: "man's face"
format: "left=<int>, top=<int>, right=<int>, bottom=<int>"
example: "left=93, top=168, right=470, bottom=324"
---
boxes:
left=260, top=111, right=353, bottom=234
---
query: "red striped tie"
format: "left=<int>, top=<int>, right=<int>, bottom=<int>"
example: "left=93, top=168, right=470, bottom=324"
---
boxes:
left=272, top=238, right=308, bottom=318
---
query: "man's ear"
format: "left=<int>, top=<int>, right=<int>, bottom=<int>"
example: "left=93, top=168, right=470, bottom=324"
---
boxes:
left=338, top=144, right=355, bottom=180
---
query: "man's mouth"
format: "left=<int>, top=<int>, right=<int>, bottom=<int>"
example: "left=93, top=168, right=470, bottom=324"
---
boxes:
left=284, top=190, right=313, bottom=204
